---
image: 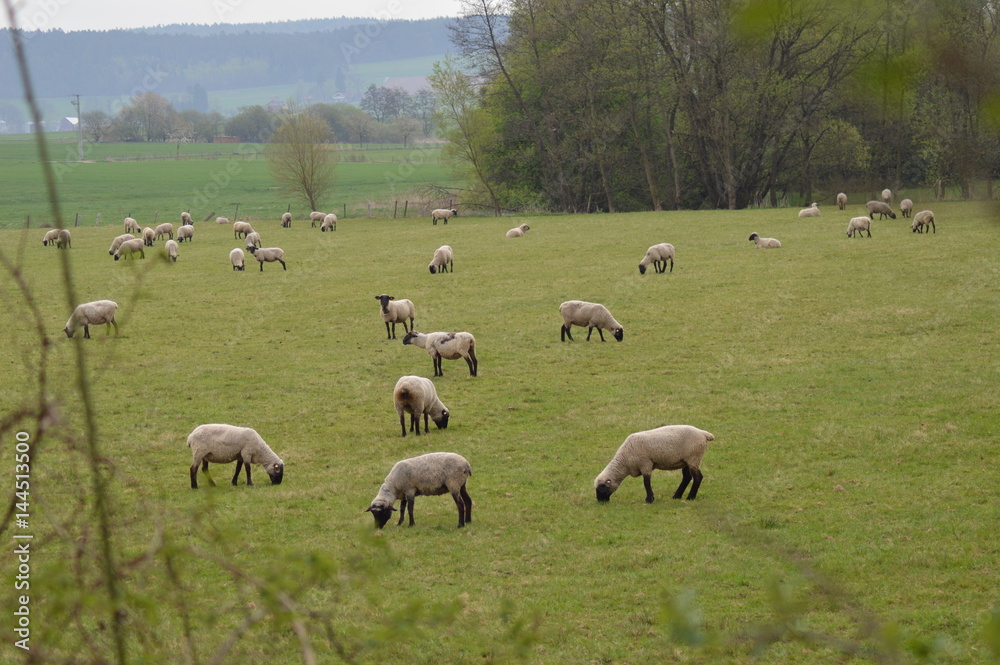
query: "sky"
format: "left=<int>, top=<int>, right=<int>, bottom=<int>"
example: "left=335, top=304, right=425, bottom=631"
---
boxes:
left=5, top=0, right=460, bottom=31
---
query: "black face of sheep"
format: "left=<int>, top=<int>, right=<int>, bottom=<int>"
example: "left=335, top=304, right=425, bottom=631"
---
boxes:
left=638, top=264, right=647, bottom=275
left=596, top=481, right=615, bottom=502
left=429, top=265, right=437, bottom=274
left=402, top=331, right=417, bottom=346
left=748, top=233, right=759, bottom=242
left=613, top=328, right=624, bottom=342
left=434, top=410, right=450, bottom=430
left=366, top=504, right=396, bottom=528
left=267, top=463, right=284, bottom=485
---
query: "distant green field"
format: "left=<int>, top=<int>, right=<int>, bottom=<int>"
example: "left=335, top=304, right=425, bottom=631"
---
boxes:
left=1, top=198, right=997, bottom=663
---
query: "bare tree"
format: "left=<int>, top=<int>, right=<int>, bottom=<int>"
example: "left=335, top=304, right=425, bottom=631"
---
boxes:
left=265, top=111, right=336, bottom=212
left=81, top=110, right=113, bottom=142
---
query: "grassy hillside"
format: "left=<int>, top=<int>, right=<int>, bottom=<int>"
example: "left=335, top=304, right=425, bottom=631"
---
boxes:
left=1, top=201, right=997, bottom=663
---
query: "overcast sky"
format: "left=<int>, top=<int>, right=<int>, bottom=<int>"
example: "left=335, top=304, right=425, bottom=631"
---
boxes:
left=5, top=0, right=460, bottom=31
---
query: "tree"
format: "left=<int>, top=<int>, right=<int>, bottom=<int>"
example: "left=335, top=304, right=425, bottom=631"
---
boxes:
left=343, top=107, right=377, bottom=147
left=117, top=92, right=174, bottom=142
left=225, top=105, right=274, bottom=142
left=265, top=111, right=336, bottom=211
left=361, top=84, right=408, bottom=123
left=81, top=110, right=113, bottom=142
left=393, top=115, right=422, bottom=147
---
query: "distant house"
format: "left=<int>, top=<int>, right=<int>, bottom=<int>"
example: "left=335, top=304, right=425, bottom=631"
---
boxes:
left=0, top=120, right=7, bottom=133
left=59, top=117, right=79, bottom=131
left=382, top=76, right=431, bottom=95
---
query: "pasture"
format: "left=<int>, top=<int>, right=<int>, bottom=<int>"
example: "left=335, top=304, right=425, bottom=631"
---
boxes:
left=1, top=200, right=998, bottom=664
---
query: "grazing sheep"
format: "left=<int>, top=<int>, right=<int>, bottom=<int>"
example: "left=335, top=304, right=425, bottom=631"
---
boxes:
left=230, top=248, right=245, bottom=271
left=900, top=198, right=913, bottom=218
left=64, top=300, right=118, bottom=339
left=108, top=233, right=135, bottom=256
left=881, top=188, right=892, bottom=204
left=187, top=423, right=284, bottom=489
left=366, top=452, right=472, bottom=528
left=748, top=232, right=781, bottom=249
left=431, top=208, right=458, bottom=225
left=142, top=227, right=155, bottom=246
left=912, top=210, right=936, bottom=234
left=248, top=246, right=286, bottom=271
left=320, top=213, right=337, bottom=232
left=375, top=294, right=415, bottom=340
left=244, top=231, right=261, bottom=249
left=41, top=229, right=61, bottom=246
left=176, top=225, right=194, bottom=243
left=180, top=211, right=192, bottom=225
left=559, top=300, right=624, bottom=342
left=114, top=238, right=146, bottom=261
left=638, top=243, right=675, bottom=274
left=56, top=229, right=72, bottom=249
left=402, top=330, right=478, bottom=377
left=233, top=221, right=254, bottom=239
left=281, top=212, right=292, bottom=228
left=866, top=201, right=896, bottom=220
left=846, top=216, right=872, bottom=238
left=165, top=239, right=179, bottom=261
left=154, top=223, right=174, bottom=241
left=309, top=211, right=326, bottom=228
left=215, top=216, right=230, bottom=225
left=797, top=202, right=820, bottom=218
left=124, top=217, right=140, bottom=234
left=428, top=245, right=454, bottom=274
left=393, top=375, right=449, bottom=437
left=837, top=192, right=847, bottom=210
left=506, top=223, right=530, bottom=238
left=594, top=425, right=715, bottom=503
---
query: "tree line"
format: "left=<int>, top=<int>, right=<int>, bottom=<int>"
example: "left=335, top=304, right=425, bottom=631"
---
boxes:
left=433, top=0, right=1000, bottom=212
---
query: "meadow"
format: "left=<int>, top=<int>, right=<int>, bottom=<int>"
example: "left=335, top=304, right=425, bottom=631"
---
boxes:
left=1, top=184, right=998, bottom=664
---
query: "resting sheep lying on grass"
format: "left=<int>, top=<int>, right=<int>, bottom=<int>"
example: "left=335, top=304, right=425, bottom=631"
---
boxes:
left=748, top=232, right=781, bottom=249
left=187, top=423, right=284, bottom=489
left=506, top=223, right=530, bottom=238
left=366, top=452, right=471, bottom=528
left=797, top=202, right=820, bottom=218
left=64, top=300, right=118, bottom=339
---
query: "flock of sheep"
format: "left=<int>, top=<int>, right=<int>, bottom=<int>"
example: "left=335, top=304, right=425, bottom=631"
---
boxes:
left=792, top=189, right=938, bottom=240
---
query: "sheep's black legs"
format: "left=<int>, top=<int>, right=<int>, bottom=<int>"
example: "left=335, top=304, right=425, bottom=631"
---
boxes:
left=561, top=325, right=574, bottom=342
left=190, top=464, right=199, bottom=489
left=451, top=490, right=467, bottom=527
left=589, top=327, right=606, bottom=342
left=406, top=498, right=415, bottom=526
left=400, top=413, right=408, bottom=436
left=668, top=258, right=674, bottom=273
left=643, top=474, right=655, bottom=503
left=408, top=413, right=419, bottom=435
left=423, top=413, right=429, bottom=434
left=433, top=357, right=443, bottom=377
left=232, top=460, right=243, bottom=485
left=686, top=468, right=703, bottom=500
left=245, top=464, right=253, bottom=486
left=83, top=324, right=91, bottom=339
left=397, top=499, right=407, bottom=525
left=280, top=259, right=286, bottom=270
left=466, top=351, right=478, bottom=376
left=673, top=467, right=692, bottom=499
left=386, top=322, right=393, bottom=339
left=109, top=320, right=118, bottom=336
left=461, top=485, right=472, bottom=524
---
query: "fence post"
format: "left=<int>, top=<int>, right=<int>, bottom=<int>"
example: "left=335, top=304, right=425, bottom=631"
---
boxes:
left=74, top=213, right=80, bottom=227
left=343, top=204, right=347, bottom=219
left=393, top=201, right=398, bottom=218
left=95, top=212, right=101, bottom=227
left=367, top=203, right=372, bottom=218
left=403, top=201, right=408, bottom=218
left=25, top=215, right=30, bottom=228
left=233, top=204, right=240, bottom=221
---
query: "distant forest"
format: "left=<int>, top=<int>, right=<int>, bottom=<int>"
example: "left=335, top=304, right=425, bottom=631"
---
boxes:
left=0, top=18, right=453, bottom=101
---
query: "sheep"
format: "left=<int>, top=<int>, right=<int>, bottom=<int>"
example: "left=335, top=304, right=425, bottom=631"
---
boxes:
left=365, top=452, right=471, bottom=528
left=281, top=212, right=292, bottom=228
left=900, top=198, right=913, bottom=218
left=912, top=210, right=936, bottom=234
left=866, top=201, right=896, bottom=220
left=176, top=224, right=194, bottom=243
left=154, top=223, right=174, bottom=241
left=142, top=227, right=155, bottom=246
left=186, top=423, right=284, bottom=489
left=64, top=300, right=118, bottom=339
left=165, top=239, right=179, bottom=261
left=320, top=213, right=337, bottom=232
left=309, top=211, right=326, bottom=228
left=180, top=211, right=192, bottom=225
left=881, top=188, right=892, bottom=204
left=56, top=229, right=72, bottom=249
left=244, top=231, right=261, bottom=249
left=638, top=243, right=675, bottom=274
left=748, top=232, right=781, bottom=249
left=375, top=294, right=415, bottom=340
left=594, top=425, right=715, bottom=503
left=837, top=192, right=847, bottom=210
left=559, top=300, right=624, bottom=342
left=393, top=375, right=449, bottom=437
left=230, top=247, right=245, bottom=271
left=248, top=246, right=286, bottom=271
left=797, top=202, right=820, bottom=218
left=108, top=233, right=135, bottom=256
left=114, top=238, right=146, bottom=261
left=233, top=221, right=254, bottom=239
left=428, top=245, right=454, bottom=274
left=506, top=223, right=530, bottom=238
left=215, top=216, right=230, bottom=225
left=402, top=330, right=478, bottom=377
left=124, top=217, right=140, bottom=234
left=846, top=216, right=872, bottom=238
left=431, top=208, right=458, bottom=225
left=41, top=229, right=61, bottom=246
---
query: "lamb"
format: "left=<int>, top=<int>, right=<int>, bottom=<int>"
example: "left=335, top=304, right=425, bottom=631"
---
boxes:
left=837, top=192, right=847, bottom=210
left=281, top=212, right=292, bottom=228
left=900, top=198, right=913, bottom=218
left=559, top=300, right=624, bottom=342
left=186, top=423, right=284, bottom=489
left=230, top=247, right=245, bottom=271
left=505, top=223, right=530, bottom=238
left=748, top=232, right=781, bottom=249
left=797, top=202, right=820, bottom=218
left=309, top=211, right=326, bottom=228
left=393, top=375, right=449, bottom=437
left=402, top=330, right=478, bottom=377
left=154, top=223, right=174, bottom=241
left=64, top=299, right=118, bottom=339
left=41, top=229, right=61, bottom=246
left=56, top=229, right=72, bottom=249
left=108, top=233, right=134, bottom=255
left=375, top=294, right=415, bottom=340
left=638, top=243, right=675, bottom=274
left=365, top=452, right=471, bottom=528
left=114, top=237, right=146, bottom=261
left=176, top=224, right=194, bottom=243
left=248, top=246, right=286, bottom=271
left=233, top=221, right=254, bottom=239
left=142, top=227, right=155, bottom=246
left=594, top=425, right=715, bottom=503
left=244, top=231, right=261, bottom=249
left=320, top=213, right=337, bottom=232
left=180, top=211, right=192, bottom=225
left=846, top=216, right=872, bottom=238
left=124, top=217, right=140, bottom=234
left=912, top=210, right=936, bottom=234
left=866, top=201, right=897, bottom=220
left=165, top=239, right=179, bottom=261
left=215, top=216, right=230, bottom=225
left=428, top=245, right=454, bottom=274
left=881, top=188, right=892, bottom=204
left=431, top=208, right=458, bottom=225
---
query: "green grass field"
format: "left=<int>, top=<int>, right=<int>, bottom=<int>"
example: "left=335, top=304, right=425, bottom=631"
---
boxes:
left=1, top=196, right=998, bottom=663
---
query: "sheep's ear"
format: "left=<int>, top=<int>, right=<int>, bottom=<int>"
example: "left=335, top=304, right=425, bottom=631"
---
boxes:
left=364, top=506, right=373, bottom=513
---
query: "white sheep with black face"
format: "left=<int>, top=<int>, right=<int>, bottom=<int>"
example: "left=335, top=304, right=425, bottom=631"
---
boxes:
left=309, top=211, right=326, bottom=227
left=559, top=300, right=623, bottom=342
left=187, top=424, right=284, bottom=489
left=797, top=202, right=820, bottom=218
left=375, top=294, right=415, bottom=340
left=846, top=216, right=871, bottom=238
left=506, top=223, right=530, bottom=238
left=836, top=193, right=847, bottom=210
left=393, top=375, right=449, bottom=436
left=320, top=213, right=337, bottom=232
left=281, top=212, right=292, bottom=228
left=403, top=330, right=478, bottom=377
left=114, top=238, right=146, bottom=261
left=748, top=232, right=781, bottom=249
left=638, top=243, right=674, bottom=274
left=866, top=201, right=896, bottom=220
left=42, top=229, right=61, bottom=246
left=428, top=245, right=453, bottom=274
left=230, top=248, right=245, bottom=271
left=431, top=208, right=457, bottom=225
left=366, top=452, right=471, bottom=528
left=154, top=223, right=174, bottom=241
left=248, top=246, right=286, bottom=271
left=124, top=217, right=141, bottom=234
left=912, top=210, right=936, bottom=234
left=165, top=239, right=179, bottom=261
left=900, top=199, right=913, bottom=218
left=177, top=225, right=193, bottom=243
left=233, top=221, right=254, bottom=239
left=108, top=233, right=135, bottom=256
left=64, top=300, right=119, bottom=339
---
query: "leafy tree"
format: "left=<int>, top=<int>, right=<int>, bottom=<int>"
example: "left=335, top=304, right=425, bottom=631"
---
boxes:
left=225, top=105, right=274, bottom=142
left=361, top=84, right=409, bottom=123
left=81, top=110, right=113, bottom=143
left=115, top=92, right=175, bottom=142
left=342, top=107, right=378, bottom=147
left=265, top=111, right=336, bottom=211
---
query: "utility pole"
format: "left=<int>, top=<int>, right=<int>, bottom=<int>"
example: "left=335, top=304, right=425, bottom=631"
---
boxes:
left=70, top=93, right=83, bottom=161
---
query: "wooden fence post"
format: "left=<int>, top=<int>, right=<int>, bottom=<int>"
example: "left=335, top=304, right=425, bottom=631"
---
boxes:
left=74, top=213, right=80, bottom=227
left=95, top=212, right=101, bottom=227
left=403, top=201, right=408, bottom=218
left=393, top=201, right=398, bottom=218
